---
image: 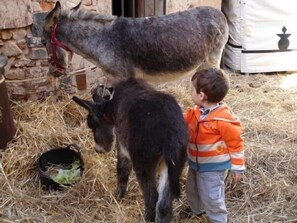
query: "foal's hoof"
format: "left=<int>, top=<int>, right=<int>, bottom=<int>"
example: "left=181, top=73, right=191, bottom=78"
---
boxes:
left=145, top=212, right=156, bottom=223
left=116, top=187, right=126, bottom=199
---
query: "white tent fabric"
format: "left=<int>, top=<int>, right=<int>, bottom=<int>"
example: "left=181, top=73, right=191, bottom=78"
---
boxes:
left=222, top=0, right=297, bottom=73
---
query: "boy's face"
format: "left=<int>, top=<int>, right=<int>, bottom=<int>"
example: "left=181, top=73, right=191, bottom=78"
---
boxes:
left=191, top=81, right=206, bottom=106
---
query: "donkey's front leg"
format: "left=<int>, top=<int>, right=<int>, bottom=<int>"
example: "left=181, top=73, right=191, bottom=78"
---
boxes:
left=116, top=143, right=132, bottom=199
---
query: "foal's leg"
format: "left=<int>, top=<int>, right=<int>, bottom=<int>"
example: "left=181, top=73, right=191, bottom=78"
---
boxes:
left=134, top=165, right=158, bottom=221
left=155, top=163, right=174, bottom=223
left=116, top=143, right=132, bottom=199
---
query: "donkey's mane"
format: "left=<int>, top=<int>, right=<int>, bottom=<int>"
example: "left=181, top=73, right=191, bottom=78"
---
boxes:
left=61, top=7, right=117, bottom=23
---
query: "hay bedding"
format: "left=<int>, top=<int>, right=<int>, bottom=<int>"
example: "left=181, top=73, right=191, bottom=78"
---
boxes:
left=1, top=72, right=297, bottom=223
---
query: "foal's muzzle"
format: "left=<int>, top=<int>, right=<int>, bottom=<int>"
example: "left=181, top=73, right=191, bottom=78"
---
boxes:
left=94, top=144, right=107, bottom=153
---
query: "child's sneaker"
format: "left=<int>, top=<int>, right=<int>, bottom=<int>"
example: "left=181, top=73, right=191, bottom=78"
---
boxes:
left=180, top=206, right=206, bottom=219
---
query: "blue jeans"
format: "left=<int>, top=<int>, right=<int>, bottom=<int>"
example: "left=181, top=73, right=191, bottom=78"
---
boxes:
left=186, top=168, right=228, bottom=223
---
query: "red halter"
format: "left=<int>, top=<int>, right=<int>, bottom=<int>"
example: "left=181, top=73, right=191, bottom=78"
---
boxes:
left=49, top=24, right=73, bottom=74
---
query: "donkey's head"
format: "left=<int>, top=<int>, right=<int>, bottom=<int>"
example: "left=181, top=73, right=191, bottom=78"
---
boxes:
left=72, top=94, right=115, bottom=153
left=43, top=2, right=81, bottom=77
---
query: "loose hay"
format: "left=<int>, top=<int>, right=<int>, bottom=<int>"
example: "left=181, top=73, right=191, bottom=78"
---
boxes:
left=1, top=72, right=297, bottom=222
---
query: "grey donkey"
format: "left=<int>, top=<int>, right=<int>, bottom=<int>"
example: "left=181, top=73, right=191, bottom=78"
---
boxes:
left=43, top=2, right=228, bottom=83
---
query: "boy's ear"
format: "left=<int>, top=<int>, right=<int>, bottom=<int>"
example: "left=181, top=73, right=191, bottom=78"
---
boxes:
left=199, top=91, right=207, bottom=101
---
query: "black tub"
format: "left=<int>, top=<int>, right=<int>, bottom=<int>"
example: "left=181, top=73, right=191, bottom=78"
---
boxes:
left=37, top=144, right=84, bottom=190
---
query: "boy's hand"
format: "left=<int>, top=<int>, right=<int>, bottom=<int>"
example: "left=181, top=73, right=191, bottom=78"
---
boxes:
left=230, top=172, right=243, bottom=187
left=233, top=172, right=243, bottom=183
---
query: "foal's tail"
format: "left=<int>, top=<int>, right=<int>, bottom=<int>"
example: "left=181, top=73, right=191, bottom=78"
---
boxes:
left=156, top=142, right=187, bottom=222
left=167, top=158, right=181, bottom=199
left=163, top=142, right=186, bottom=199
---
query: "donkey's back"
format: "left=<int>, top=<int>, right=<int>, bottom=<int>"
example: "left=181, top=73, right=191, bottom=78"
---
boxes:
left=100, top=6, right=228, bottom=81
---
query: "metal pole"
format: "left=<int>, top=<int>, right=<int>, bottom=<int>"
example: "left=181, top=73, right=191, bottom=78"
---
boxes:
left=163, top=0, right=166, bottom=15
left=133, top=0, right=135, bottom=17
left=143, top=0, right=146, bottom=16
left=154, top=0, right=156, bottom=15
left=121, top=0, right=125, bottom=16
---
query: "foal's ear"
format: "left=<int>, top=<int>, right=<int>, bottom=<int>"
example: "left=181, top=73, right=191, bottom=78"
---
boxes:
left=92, top=94, right=106, bottom=104
left=71, top=1, right=83, bottom=11
left=72, top=96, right=95, bottom=113
left=44, top=1, right=61, bottom=32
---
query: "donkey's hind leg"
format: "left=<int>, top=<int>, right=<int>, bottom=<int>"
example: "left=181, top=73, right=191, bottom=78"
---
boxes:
left=199, top=48, right=225, bottom=71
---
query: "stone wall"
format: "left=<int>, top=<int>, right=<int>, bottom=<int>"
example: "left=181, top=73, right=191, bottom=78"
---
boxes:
left=0, top=0, right=222, bottom=101
left=0, top=0, right=98, bottom=101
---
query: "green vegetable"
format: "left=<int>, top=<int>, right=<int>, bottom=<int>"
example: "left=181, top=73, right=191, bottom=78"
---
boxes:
left=50, top=159, right=81, bottom=185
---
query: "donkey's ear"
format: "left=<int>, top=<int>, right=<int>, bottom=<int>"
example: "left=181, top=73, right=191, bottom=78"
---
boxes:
left=72, top=96, right=95, bottom=113
left=71, top=1, right=83, bottom=11
left=44, top=1, right=61, bottom=32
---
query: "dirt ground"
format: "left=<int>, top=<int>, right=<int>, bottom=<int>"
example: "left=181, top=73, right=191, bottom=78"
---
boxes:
left=1, top=71, right=297, bottom=222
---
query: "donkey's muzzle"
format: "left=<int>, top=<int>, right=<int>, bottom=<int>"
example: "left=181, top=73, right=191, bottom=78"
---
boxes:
left=48, top=63, right=67, bottom=77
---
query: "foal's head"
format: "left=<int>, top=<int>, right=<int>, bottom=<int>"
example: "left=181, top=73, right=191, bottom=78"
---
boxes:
left=72, top=95, right=114, bottom=153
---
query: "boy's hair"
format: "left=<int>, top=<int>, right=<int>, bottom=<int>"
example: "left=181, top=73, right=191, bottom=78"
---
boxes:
left=191, top=68, right=229, bottom=103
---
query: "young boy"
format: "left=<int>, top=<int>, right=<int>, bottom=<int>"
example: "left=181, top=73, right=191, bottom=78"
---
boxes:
left=184, top=68, right=245, bottom=223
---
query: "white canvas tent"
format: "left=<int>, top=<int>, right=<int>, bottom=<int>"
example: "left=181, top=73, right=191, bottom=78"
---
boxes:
left=222, top=0, right=297, bottom=73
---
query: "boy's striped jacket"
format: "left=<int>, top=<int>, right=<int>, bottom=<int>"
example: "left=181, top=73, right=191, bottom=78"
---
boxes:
left=184, top=104, right=245, bottom=173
